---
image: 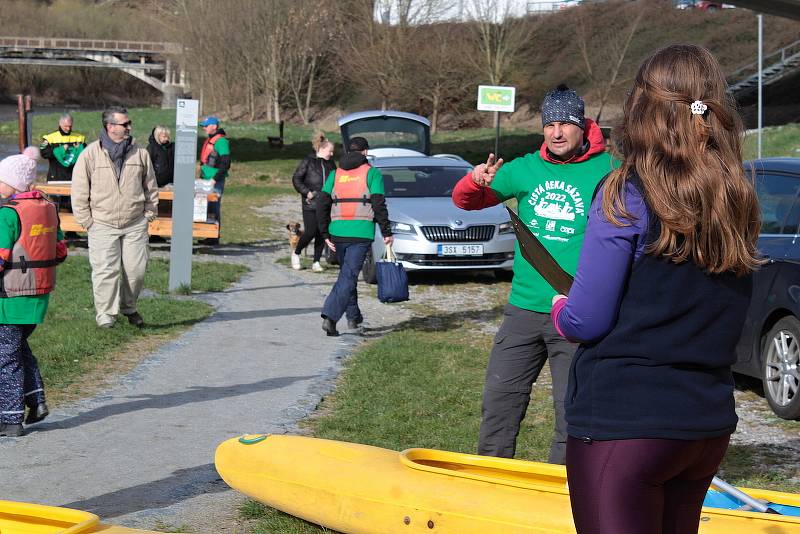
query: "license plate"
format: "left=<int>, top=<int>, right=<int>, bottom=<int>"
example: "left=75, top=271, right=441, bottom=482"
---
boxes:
left=437, top=244, right=484, bottom=256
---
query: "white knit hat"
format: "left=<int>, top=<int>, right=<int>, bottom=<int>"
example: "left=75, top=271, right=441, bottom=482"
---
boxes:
left=0, top=146, right=40, bottom=192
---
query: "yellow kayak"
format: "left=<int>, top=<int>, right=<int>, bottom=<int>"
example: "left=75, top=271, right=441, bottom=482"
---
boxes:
left=0, top=500, right=160, bottom=533
left=215, top=434, right=800, bottom=534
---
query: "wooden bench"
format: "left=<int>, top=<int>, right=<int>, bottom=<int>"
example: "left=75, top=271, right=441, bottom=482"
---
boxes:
left=35, top=183, right=220, bottom=239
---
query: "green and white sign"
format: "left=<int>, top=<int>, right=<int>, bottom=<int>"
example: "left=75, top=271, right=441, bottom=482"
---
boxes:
left=477, top=85, right=516, bottom=113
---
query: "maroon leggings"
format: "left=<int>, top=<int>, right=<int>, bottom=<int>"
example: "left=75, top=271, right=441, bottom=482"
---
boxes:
left=566, top=435, right=730, bottom=534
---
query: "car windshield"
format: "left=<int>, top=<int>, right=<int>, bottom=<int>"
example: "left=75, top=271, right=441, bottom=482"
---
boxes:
left=379, top=166, right=468, bottom=198
left=343, top=117, right=427, bottom=153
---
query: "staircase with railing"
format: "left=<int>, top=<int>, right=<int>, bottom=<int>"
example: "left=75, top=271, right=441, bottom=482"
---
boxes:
left=727, top=38, right=800, bottom=97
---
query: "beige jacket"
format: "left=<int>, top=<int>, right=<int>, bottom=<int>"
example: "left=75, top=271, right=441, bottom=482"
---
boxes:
left=71, top=139, right=159, bottom=229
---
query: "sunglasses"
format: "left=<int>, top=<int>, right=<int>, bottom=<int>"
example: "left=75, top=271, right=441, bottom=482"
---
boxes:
left=111, top=121, right=133, bottom=128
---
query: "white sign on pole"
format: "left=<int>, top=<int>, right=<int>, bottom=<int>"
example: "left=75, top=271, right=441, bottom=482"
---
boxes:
left=477, top=85, right=516, bottom=113
left=169, top=99, right=200, bottom=291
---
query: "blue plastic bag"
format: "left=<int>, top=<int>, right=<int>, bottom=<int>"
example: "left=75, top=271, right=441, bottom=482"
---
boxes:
left=376, top=246, right=409, bottom=303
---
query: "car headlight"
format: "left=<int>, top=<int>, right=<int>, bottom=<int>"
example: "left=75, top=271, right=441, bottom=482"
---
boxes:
left=499, top=221, right=514, bottom=234
left=390, top=221, right=415, bottom=235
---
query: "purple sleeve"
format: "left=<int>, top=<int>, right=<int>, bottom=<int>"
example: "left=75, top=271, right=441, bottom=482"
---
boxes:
left=553, top=182, right=649, bottom=343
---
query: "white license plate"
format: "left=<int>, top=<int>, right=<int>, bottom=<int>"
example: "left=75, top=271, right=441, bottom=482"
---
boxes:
left=437, top=244, right=484, bottom=256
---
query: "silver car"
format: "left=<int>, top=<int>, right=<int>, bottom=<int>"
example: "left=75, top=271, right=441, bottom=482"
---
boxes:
left=338, top=111, right=515, bottom=283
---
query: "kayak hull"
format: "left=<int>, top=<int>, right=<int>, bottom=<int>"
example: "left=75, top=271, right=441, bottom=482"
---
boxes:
left=215, top=434, right=800, bottom=534
left=0, top=499, right=161, bottom=533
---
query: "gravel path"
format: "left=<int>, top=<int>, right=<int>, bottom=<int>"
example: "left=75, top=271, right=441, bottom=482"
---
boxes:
left=1, top=194, right=796, bottom=533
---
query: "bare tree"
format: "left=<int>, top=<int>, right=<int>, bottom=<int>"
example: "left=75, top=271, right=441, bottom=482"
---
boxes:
left=576, top=1, right=646, bottom=123
left=408, top=22, right=473, bottom=133
left=464, top=0, right=536, bottom=126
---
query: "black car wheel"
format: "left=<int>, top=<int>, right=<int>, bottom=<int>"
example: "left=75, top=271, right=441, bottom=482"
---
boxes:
left=362, top=248, right=377, bottom=284
left=762, top=316, right=800, bottom=420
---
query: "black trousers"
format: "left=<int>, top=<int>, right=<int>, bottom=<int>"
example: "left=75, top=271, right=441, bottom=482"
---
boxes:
left=295, top=209, right=325, bottom=262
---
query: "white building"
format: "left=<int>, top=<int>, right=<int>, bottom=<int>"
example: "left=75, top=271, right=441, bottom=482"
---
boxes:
left=374, top=0, right=578, bottom=25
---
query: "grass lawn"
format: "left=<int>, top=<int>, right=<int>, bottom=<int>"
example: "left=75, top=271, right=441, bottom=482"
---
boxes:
left=3, top=110, right=800, bottom=531
left=37, top=254, right=247, bottom=403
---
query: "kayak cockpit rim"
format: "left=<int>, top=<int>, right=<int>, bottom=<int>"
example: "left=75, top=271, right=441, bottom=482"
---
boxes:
left=0, top=499, right=101, bottom=533
left=400, top=448, right=569, bottom=494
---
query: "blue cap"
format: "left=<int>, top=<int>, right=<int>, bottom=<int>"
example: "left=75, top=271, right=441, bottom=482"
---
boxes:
left=199, top=116, right=220, bottom=127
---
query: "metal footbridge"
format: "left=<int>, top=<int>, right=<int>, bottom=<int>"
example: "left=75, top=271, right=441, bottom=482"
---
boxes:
left=728, top=38, right=800, bottom=97
left=0, top=37, right=186, bottom=107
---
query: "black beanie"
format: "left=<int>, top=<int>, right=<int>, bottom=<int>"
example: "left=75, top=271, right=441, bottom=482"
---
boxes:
left=348, top=136, right=369, bottom=152
left=541, top=84, right=586, bottom=130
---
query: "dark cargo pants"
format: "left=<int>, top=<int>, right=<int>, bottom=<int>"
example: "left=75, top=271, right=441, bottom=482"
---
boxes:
left=478, top=304, right=575, bottom=464
left=0, top=324, right=45, bottom=425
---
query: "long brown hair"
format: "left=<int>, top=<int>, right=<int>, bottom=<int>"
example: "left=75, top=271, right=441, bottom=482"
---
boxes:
left=604, top=44, right=761, bottom=276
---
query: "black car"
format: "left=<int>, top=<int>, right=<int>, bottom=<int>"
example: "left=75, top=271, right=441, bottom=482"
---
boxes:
left=734, top=157, right=800, bottom=419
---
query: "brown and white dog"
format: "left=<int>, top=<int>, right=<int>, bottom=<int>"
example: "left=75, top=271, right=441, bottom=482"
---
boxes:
left=286, top=222, right=303, bottom=253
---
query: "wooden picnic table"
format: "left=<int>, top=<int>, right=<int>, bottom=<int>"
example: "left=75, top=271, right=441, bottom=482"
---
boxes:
left=35, top=183, right=220, bottom=239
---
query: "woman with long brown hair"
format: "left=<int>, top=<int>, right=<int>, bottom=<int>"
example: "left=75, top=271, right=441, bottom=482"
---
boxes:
left=550, top=44, right=761, bottom=533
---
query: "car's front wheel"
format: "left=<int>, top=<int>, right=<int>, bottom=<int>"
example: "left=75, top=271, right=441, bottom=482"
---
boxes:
left=762, top=316, right=800, bottom=420
left=362, top=248, right=377, bottom=284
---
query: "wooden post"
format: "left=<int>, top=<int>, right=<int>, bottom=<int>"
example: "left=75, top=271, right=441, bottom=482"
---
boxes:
left=16, top=95, right=26, bottom=152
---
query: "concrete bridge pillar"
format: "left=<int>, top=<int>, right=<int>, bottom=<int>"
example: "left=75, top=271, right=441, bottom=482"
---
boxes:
left=161, top=85, right=184, bottom=109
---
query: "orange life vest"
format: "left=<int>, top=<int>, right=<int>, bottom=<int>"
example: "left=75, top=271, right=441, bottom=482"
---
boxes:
left=0, top=195, right=60, bottom=297
left=331, top=164, right=374, bottom=222
left=200, top=132, right=225, bottom=166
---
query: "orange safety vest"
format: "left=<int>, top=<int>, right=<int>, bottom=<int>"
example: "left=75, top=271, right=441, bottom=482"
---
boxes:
left=200, top=133, right=224, bottom=166
left=331, top=164, right=374, bottom=222
left=0, top=196, right=60, bottom=297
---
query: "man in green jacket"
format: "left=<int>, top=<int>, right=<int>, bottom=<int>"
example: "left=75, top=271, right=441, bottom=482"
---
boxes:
left=317, top=137, right=393, bottom=336
left=452, top=85, right=616, bottom=464
left=199, top=116, right=230, bottom=245
left=40, top=113, right=86, bottom=182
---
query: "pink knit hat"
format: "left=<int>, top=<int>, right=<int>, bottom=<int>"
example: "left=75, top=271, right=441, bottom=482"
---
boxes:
left=0, top=146, right=40, bottom=192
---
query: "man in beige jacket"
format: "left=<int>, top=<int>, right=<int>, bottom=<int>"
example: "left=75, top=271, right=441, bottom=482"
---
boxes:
left=71, top=106, right=159, bottom=328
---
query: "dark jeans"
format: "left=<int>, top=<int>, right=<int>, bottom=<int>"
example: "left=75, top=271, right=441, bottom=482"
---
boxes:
left=0, top=324, right=44, bottom=425
left=567, top=435, right=730, bottom=534
left=295, top=209, right=325, bottom=262
left=478, top=304, right=575, bottom=464
left=210, top=176, right=226, bottom=226
left=321, top=241, right=370, bottom=323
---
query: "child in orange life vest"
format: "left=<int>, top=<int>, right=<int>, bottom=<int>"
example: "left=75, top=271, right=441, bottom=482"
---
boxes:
left=0, top=147, right=67, bottom=437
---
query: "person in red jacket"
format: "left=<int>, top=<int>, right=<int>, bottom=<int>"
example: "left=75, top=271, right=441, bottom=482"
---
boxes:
left=0, top=147, right=68, bottom=437
left=452, top=86, right=616, bottom=464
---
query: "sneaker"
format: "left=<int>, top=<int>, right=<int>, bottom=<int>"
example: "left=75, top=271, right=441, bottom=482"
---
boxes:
left=97, top=321, right=114, bottom=329
left=25, top=402, right=49, bottom=425
left=124, top=312, right=144, bottom=327
left=321, top=317, right=339, bottom=337
left=347, top=317, right=364, bottom=329
left=311, top=262, right=324, bottom=272
left=291, top=253, right=302, bottom=270
left=0, top=423, right=24, bottom=437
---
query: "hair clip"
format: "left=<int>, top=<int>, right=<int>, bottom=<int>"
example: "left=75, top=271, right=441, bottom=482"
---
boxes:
left=690, top=100, right=708, bottom=115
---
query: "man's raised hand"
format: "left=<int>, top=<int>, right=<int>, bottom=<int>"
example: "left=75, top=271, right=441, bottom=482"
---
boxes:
left=471, top=153, right=504, bottom=187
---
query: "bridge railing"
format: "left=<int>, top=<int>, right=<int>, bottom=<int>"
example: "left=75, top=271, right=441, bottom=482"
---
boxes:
left=726, top=38, right=800, bottom=86
left=0, top=36, right=182, bottom=55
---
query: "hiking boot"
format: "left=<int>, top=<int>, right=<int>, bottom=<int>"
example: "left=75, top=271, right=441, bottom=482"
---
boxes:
left=0, top=423, right=24, bottom=437
left=25, top=402, right=49, bottom=425
left=347, top=317, right=363, bottom=329
left=322, top=317, right=339, bottom=337
left=311, top=261, right=324, bottom=272
left=124, top=312, right=144, bottom=327
left=291, top=253, right=302, bottom=270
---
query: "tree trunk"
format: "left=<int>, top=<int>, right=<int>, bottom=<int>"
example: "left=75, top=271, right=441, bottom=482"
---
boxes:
left=303, top=56, right=317, bottom=125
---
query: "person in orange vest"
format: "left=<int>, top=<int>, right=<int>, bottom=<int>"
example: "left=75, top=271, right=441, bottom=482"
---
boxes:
left=317, top=137, right=393, bottom=336
left=0, top=147, right=68, bottom=437
left=199, top=116, right=230, bottom=245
